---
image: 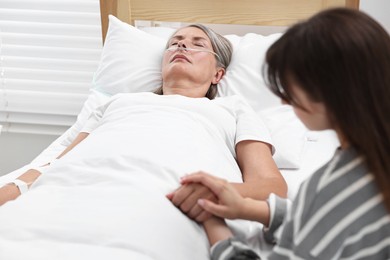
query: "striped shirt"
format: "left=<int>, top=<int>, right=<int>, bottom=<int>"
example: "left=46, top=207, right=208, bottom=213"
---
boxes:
left=212, top=148, right=390, bottom=260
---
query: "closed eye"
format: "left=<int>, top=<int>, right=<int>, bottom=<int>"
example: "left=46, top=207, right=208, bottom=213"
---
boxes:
left=193, top=42, right=206, bottom=48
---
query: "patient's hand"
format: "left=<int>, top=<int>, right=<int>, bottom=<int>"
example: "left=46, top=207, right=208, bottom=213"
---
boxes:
left=166, top=182, right=217, bottom=222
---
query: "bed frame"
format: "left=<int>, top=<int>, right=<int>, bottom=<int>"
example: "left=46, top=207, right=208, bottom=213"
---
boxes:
left=100, top=0, right=359, bottom=43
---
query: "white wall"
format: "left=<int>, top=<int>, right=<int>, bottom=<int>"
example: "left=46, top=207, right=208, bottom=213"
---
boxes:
left=360, top=0, right=390, bottom=32
left=0, top=133, right=59, bottom=175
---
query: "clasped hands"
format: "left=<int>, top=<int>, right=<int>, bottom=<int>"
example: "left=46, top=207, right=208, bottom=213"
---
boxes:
left=166, top=171, right=245, bottom=222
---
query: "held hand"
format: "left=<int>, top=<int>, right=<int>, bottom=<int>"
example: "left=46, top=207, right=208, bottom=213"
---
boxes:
left=166, top=182, right=217, bottom=222
left=180, top=172, right=246, bottom=220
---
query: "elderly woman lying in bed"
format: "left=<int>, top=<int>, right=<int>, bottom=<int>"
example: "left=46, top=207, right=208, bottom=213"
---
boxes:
left=0, top=24, right=286, bottom=259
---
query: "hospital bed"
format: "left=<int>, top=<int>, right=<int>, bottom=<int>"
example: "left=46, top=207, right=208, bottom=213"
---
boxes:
left=0, top=0, right=359, bottom=259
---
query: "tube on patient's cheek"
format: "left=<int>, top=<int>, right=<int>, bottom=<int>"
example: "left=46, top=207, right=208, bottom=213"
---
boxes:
left=165, top=46, right=220, bottom=60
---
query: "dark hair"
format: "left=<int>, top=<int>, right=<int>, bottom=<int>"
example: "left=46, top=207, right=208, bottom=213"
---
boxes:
left=154, top=24, right=233, bottom=99
left=264, top=8, right=390, bottom=211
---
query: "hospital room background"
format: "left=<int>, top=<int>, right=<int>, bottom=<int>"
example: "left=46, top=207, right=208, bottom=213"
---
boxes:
left=0, top=0, right=389, bottom=176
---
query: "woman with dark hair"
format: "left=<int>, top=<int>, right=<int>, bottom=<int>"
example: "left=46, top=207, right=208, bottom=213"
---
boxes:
left=182, top=8, right=390, bottom=259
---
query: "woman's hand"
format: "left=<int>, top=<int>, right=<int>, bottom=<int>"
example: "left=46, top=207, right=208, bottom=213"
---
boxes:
left=166, top=181, right=217, bottom=222
left=179, top=171, right=246, bottom=219
left=179, top=171, right=271, bottom=225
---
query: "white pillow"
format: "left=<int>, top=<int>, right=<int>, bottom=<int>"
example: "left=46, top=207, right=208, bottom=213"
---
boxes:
left=67, top=15, right=306, bottom=169
left=92, top=18, right=166, bottom=95
left=259, top=105, right=307, bottom=169
left=218, top=33, right=283, bottom=111
left=93, top=16, right=282, bottom=112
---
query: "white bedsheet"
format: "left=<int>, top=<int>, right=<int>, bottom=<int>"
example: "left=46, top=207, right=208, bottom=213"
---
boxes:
left=0, top=93, right=272, bottom=260
left=0, top=94, right=340, bottom=259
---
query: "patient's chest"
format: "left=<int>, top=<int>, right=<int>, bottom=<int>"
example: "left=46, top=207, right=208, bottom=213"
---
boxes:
left=98, top=93, right=238, bottom=155
left=67, top=92, right=244, bottom=184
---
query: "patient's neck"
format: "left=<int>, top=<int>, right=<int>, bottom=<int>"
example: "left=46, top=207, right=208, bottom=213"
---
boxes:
left=162, top=82, right=208, bottom=98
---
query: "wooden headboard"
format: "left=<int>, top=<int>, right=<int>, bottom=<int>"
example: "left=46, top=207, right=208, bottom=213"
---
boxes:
left=100, top=0, right=359, bottom=43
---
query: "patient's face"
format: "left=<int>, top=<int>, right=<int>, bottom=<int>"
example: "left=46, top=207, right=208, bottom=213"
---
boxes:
left=161, top=27, right=221, bottom=97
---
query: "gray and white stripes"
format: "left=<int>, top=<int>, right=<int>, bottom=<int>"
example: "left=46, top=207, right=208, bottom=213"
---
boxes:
left=211, top=148, right=390, bottom=260
left=268, top=148, right=390, bottom=259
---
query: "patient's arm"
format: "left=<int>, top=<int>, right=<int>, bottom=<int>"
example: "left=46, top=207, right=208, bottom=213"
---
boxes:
left=167, top=140, right=287, bottom=222
left=0, top=169, right=41, bottom=205
left=233, top=140, right=287, bottom=199
left=0, top=132, right=89, bottom=206
left=203, top=217, right=233, bottom=246
left=56, top=132, right=89, bottom=159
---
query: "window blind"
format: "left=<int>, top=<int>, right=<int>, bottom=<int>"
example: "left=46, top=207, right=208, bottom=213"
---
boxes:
left=0, top=0, right=102, bottom=135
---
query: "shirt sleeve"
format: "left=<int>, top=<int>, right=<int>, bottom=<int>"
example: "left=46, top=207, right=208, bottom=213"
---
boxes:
left=263, top=193, right=292, bottom=244
left=232, top=95, right=275, bottom=154
left=210, top=237, right=261, bottom=260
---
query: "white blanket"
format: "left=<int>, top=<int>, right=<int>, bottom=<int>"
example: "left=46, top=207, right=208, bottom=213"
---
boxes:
left=0, top=93, right=272, bottom=260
